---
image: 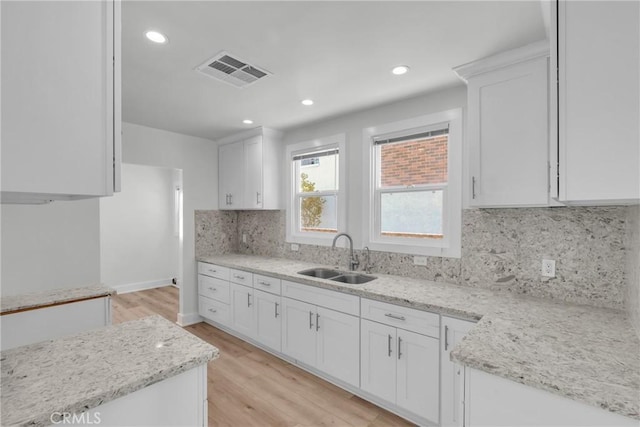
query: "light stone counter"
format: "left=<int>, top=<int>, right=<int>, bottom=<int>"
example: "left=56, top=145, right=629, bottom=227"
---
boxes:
left=1, top=315, right=219, bottom=427
left=1, top=285, right=115, bottom=315
left=199, top=253, right=640, bottom=420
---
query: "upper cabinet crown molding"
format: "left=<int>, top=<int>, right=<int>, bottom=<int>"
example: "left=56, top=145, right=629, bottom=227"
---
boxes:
left=1, top=1, right=121, bottom=204
left=453, top=40, right=549, bottom=84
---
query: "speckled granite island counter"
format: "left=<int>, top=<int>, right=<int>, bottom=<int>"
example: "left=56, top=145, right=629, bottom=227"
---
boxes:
left=1, top=315, right=219, bottom=427
left=199, top=254, right=640, bottom=420
left=1, top=285, right=114, bottom=315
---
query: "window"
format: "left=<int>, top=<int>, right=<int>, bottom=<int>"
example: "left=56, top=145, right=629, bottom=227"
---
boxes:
left=286, top=134, right=346, bottom=245
left=363, top=110, right=462, bottom=257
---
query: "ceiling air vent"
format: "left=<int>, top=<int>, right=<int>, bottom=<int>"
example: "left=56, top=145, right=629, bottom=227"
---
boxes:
left=195, top=51, right=271, bottom=89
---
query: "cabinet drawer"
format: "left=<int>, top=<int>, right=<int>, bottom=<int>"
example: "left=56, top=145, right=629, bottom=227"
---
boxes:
left=198, top=275, right=230, bottom=304
left=282, top=280, right=359, bottom=316
left=199, top=296, right=230, bottom=326
left=230, top=268, right=253, bottom=286
left=361, top=298, right=439, bottom=338
left=197, top=262, right=229, bottom=281
left=254, top=274, right=282, bottom=295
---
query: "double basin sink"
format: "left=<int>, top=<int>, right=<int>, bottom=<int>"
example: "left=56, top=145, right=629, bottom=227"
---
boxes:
left=297, top=268, right=377, bottom=284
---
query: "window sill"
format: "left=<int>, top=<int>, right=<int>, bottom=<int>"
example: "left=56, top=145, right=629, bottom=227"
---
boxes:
left=364, top=241, right=461, bottom=258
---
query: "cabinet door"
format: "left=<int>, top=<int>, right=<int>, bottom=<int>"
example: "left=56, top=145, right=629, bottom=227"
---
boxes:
left=441, top=317, right=475, bottom=427
left=396, top=329, right=440, bottom=423
left=230, top=283, right=255, bottom=338
left=218, top=142, right=244, bottom=209
left=244, top=135, right=263, bottom=209
left=281, top=297, right=316, bottom=367
left=254, top=290, right=281, bottom=352
left=316, top=307, right=360, bottom=387
left=557, top=1, right=639, bottom=204
left=360, top=319, right=396, bottom=404
left=1, top=1, right=119, bottom=199
left=468, top=56, right=550, bottom=207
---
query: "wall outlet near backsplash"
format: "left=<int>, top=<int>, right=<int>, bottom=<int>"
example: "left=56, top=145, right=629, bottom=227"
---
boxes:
left=542, top=259, right=556, bottom=278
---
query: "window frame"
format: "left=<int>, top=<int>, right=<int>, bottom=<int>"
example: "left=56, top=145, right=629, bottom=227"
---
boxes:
left=286, top=134, right=346, bottom=246
left=362, top=109, right=462, bottom=257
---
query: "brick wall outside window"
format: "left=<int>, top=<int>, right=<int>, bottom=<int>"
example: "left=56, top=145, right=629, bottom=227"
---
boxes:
left=380, top=136, right=448, bottom=187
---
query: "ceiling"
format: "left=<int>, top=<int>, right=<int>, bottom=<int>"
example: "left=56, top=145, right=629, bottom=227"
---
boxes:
left=122, top=1, right=547, bottom=141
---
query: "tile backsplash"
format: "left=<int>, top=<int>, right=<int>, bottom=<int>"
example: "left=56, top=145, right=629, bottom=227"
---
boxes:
left=196, top=207, right=632, bottom=310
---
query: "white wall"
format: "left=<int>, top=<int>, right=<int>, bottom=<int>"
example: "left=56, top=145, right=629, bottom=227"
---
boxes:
left=100, top=163, right=181, bottom=292
left=0, top=199, right=100, bottom=296
left=283, top=85, right=467, bottom=247
left=121, top=122, right=217, bottom=321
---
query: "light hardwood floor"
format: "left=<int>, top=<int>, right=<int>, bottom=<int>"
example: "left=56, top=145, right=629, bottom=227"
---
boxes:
left=112, top=286, right=414, bottom=427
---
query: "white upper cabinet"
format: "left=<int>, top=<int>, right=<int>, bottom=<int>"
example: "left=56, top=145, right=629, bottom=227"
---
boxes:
left=454, top=41, right=552, bottom=208
left=218, top=142, right=244, bottom=209
left=217, top=127, right=282, bottom=210
left=1, top=1, right=121, bottom=204
left=553, top=0, right=639, bottom=205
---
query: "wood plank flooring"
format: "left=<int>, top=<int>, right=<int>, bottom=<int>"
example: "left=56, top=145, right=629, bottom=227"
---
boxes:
left=112, top=287, right=414, bottom=427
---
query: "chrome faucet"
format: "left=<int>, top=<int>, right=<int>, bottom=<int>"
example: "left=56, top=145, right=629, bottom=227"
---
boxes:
left=332, top=233, right=359, bottom=271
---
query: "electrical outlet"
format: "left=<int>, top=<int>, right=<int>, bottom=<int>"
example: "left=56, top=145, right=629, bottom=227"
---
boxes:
left=291, top=243, right=299, bottom=252
left=242, top=233, right=247, bottom=244
left=541, top=259, right=556, bottom=278
left=413, top=256, right=428, bottom=266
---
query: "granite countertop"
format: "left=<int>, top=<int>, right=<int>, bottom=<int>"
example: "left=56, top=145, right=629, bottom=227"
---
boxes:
left=1, top=285, right=115, bottom=315
left=1, top=315, right=219, bottom=427
left=199, top=253, right=640, bottom=420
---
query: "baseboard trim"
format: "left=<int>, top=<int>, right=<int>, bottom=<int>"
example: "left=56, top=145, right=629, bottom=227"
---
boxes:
left=177, top=312, right=202, bottom=327
left=112, top=279, right=173, bottom=295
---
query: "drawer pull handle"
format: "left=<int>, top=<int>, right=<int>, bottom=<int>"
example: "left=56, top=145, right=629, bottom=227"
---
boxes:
left=316, top=313, right=320, bottom=331
left=258, top=281, right=271, bottom=286
left=309, top=311, right=314, bottom=329
left=388, top=334, right=393, bottom=357
left=234, top=274, right=245, bottom=280
left=208, top=287, right=217, bottom=292
left=208, top=308, right=217, bottom=314
left=398, top=336, right=402, bottom=360
left=384, top=313, right=406, bottom=321
left=208, top=269, right=217, bottom=273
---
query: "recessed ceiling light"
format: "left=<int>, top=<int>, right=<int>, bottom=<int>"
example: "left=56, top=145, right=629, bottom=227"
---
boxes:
left=301, top=99, right=314, bottom=106
left=145, top=30, right=168, bottom=44
left=392, top=65, right=410, bottom=75
left=242, top=119, right=253, bottom=125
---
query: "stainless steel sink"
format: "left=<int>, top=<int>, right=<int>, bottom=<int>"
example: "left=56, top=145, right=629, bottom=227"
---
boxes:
left=330, top=273, right=377, bottom=284
left=297, top=268, right=341, bottom=279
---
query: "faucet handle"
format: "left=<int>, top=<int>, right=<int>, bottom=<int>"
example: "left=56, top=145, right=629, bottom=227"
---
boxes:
left=350, top=254, right=360, bottom=271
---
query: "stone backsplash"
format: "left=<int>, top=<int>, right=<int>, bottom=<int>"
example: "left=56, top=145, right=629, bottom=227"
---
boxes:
left=626, top=205, right=640, bottom=337
left=195, top=207, right=631, bottom=310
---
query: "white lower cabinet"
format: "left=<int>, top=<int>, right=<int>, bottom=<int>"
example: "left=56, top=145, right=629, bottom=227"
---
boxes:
left=315, top=306, right=360, bottom=387
left=254, top=289, right=281, bottom=352
left=281, top=297, right=319, bottom=366
left=230, top=282, right=255, bottom=339
left=361, top=319, right=439, bottom=424
left=281, top=296, right=360, bottom=388
left=440, top=316, right=475, bottom=427
left=465, top=368, right=637, bottom=427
